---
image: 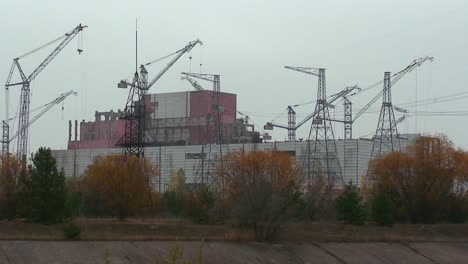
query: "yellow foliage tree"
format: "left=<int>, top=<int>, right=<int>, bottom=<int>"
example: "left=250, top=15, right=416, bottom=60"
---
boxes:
left=82, top=154, right=158, bottom=220
left=167, top=168, right=187, bottom=194
left=370, top=135, right=468, bottom=223
left=219, top=150, right=303, bottom=240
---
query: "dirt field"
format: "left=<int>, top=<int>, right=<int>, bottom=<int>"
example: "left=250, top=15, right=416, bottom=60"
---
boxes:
left=0, top=218, right=467, bottom=242
left=0, top=241, right=467, bottom=263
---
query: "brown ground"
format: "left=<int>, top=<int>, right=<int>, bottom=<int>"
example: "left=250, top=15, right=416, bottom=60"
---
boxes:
left=0, top=218, right=467, bottom=242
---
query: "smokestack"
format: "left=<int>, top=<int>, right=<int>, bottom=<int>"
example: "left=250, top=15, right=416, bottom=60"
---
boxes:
left=74, top=120, right=78, bottom=142
left=69, top=120, right=72, bottom=142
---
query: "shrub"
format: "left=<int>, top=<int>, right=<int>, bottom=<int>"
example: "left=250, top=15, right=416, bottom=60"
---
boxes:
left=371, top=192, right=396, bottom=226
left=81, top=154, right=158, bottom=220
left=62, top=222, right=81, bottom=240
left=188, top=188, right=224, bottom=224
left=446, top=194, right=468, bottom=223
left=163, top=191, right=185, bottom=216
left=335, top=182, right=367, bottom=225
left=220, top=150, right=303, bottom=241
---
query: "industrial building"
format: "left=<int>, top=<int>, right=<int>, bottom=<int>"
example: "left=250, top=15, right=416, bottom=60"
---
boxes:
left=52, top=80, right=419, bottom=189
left=54, top=86, right=418, bottom=190
left=68, top=90, right=258, bottom=150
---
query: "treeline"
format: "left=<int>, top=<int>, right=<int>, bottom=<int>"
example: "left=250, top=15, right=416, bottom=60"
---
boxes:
left=0, top=148, right=69, bottom=223
left=0, top=135, right=467, bottom=241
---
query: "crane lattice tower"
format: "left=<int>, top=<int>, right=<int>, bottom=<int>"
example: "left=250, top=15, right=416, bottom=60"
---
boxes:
left=181, top=73, right=225, bottom=190
left=116, top=39, right=202, bottom=157
left=305, top=68, right=343, bottom=188
left=366, top=71, right=401, bottom=183
left=287, top=106, right=296, bottom=142
left=3, top=24, right=86, bottom=160
left=116, top=71, right=146, bottom=157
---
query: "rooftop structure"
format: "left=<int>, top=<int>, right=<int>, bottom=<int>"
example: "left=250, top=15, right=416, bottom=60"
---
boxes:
left=68, top=90, right=258, bottom=150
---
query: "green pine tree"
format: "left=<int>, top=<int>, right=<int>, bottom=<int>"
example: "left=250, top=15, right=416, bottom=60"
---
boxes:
left=335, top=182, right=367, bottom=225
left=19, top=147, right=69, bottom=223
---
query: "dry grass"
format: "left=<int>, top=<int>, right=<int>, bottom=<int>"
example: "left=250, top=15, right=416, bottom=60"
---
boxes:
left=278, top=221, right=468, bottom=242
left=0, top=218, right=466, bottom=242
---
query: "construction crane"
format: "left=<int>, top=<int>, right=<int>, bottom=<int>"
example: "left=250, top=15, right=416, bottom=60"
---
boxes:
left=265, top=57, right=433, bottom=141
left=1, top=90, right=77, bottom=155
left=118, top=39, right=203, bottom=90
left=116, top=39, right=202, bottom=157
left=265, top=85, right=360, bottom=131
left=180, top=72, right=224, bottom=189
left=352, top=57, right=434, bottom=124
left=4, top=24, right=86, bottom=160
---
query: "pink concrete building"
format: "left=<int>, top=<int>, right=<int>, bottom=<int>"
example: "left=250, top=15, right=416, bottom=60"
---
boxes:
left=68, top=90, right=256, bottom=149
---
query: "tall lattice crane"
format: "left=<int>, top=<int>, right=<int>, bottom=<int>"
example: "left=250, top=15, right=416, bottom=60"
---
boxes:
left=282, top=67, right=344, bottom=189
left=265, top=57, right=432, bottom=141
left=4, top=24, right=86, bottom=160
left=116, top=39, right=202, bottom=157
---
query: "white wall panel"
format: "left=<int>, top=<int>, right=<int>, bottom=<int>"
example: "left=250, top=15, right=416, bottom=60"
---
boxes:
left=53, top=136, right=415, bottom=190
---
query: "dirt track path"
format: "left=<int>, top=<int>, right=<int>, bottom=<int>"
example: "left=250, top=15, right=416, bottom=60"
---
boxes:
left=0, top=241, right=467, bottom=263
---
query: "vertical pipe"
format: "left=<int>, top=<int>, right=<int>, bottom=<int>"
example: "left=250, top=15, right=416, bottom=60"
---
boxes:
left=74, top=120, right=78, bottom=177
left=69, top=120, right=72, bottom=142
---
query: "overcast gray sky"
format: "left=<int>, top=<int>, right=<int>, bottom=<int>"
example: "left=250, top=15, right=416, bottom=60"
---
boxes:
left=1, top=0, right=468, bottom=152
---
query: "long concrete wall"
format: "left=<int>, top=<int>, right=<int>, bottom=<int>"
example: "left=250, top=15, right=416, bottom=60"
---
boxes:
left=52, top=139, right=382, bottom=189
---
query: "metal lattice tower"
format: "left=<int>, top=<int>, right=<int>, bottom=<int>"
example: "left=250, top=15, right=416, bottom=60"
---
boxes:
left=365, top=72, right=401, bottom=182
left=117, top=72, right=146, bottom=157
left=5, top=24, right=86, bottom=161
left=304, top=68, right=343, bottom=188
left=370, top=72, right=401, bottom=158
left=287, top=106, right=296, bottom=141
left=116, top=38, right=201, bottom=157
left=343, top=97, right=352, bottom=140
left=2, top=121, right=8, bottom=155
left=181, top=73, right=224, bottom=190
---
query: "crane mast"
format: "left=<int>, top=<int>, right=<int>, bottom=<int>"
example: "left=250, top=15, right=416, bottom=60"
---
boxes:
left=4, top=24, right=86, bottom=160
left=117, top=39, right=202, bottom=157
left=287, top=106, right=296, bottom=141
left=181, top=72, right=224, bottom=189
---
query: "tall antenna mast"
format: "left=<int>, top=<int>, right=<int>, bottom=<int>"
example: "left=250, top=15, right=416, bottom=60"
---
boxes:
left=135, top=19, right=138, bottom=73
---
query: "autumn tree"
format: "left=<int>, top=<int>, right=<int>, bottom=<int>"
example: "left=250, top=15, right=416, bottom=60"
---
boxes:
left=219, top=150, right=303, bottom=241
left=369, top=135, right=468, bottom=223
left=82, top=154, right=158, bottom=220
left=0, top=155, right=23, bottom=219
left=19, top=147, right=69, bottom=223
